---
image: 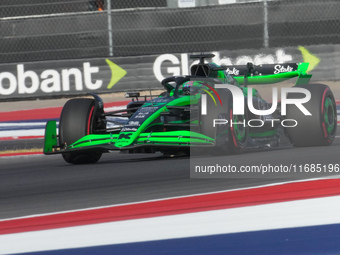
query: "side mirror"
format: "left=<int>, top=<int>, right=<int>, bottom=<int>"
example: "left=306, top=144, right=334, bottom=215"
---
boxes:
left=124, top=92, right=140, bottom=98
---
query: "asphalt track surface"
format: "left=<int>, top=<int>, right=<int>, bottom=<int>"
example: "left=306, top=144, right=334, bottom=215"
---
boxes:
left=1, top=133, right=340, bottom=221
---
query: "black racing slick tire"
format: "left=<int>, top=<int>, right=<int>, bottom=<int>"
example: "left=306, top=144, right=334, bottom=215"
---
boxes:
left=286, top=84, right=337, bottom=147
left=59, top=98, right=102, bottom=164
left=200, top=89, right=248, bottom=154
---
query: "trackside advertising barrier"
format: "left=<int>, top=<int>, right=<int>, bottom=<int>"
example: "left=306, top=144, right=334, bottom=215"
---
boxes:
left=0, top=44, right=339, bottom=100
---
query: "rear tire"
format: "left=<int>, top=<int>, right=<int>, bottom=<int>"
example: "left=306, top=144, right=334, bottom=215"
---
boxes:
left=59, top=98, right=102, bottom=164
left=286, top=84, right=336, bottom=147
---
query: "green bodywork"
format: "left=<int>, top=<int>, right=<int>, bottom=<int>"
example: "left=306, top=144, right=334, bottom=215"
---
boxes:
left=44, top=95, right=212, bottom=154
left=44, top=122, right=214, bottom=154
left=235, top=63, right=311, bottom=86
left=114, top=96, right=195, bottom=148
left=44, top=62, right=312, bottom=155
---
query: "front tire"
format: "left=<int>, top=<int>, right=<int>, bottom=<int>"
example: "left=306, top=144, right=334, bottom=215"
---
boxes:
left=59, top=98, right=102, bottom=164
left=200, top=89, right=247, bottom=154
left=286, top=84, right=337, bottom=147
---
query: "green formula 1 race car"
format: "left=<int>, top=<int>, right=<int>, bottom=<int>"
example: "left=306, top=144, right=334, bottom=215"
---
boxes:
left=44, top=54, right=337, bottom=164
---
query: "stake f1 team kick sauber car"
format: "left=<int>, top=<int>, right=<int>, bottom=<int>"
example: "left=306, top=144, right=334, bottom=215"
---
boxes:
left=44, top=54, right=337, bottom=164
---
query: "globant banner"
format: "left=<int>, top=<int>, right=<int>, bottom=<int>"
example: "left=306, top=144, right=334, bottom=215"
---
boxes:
left=0, top=58, right=153, bottom=100
left=0, top=44, right=338, bottom=100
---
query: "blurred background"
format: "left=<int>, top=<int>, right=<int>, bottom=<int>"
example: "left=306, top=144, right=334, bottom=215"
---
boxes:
left=1, top=0, right=339, bottom=63
left=0, top=0, right=339, bottom=101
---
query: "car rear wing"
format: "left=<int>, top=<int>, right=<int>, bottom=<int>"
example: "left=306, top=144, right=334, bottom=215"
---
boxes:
left=213, top=62, right=312, bottom=86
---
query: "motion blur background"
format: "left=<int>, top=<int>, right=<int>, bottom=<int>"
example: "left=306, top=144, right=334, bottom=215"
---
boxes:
left=0, top=0, right=340, bottom=101
left=1, top=0, right=339, bottom=63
